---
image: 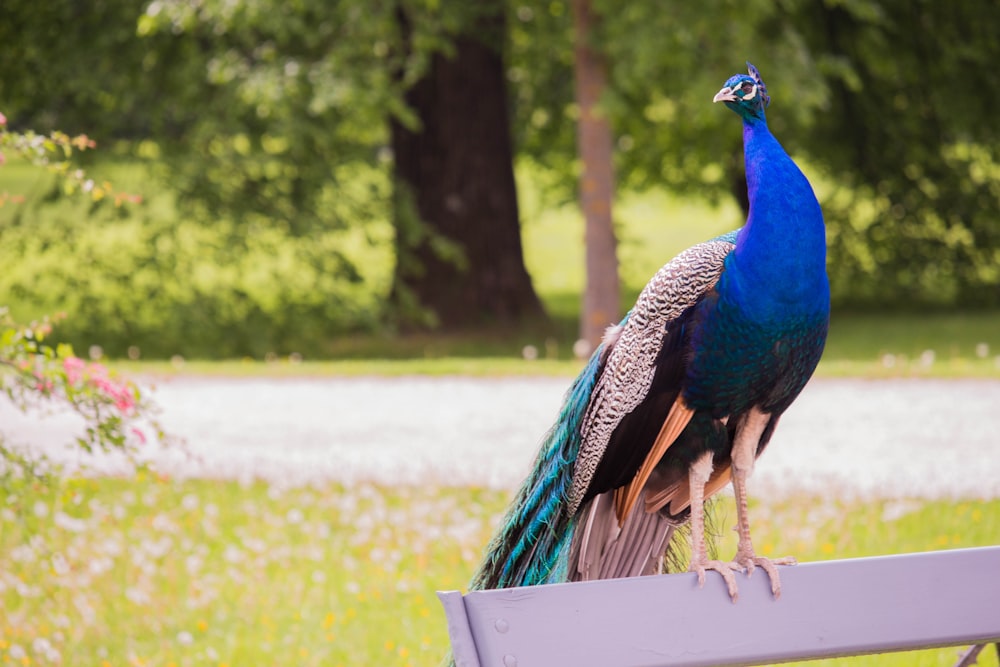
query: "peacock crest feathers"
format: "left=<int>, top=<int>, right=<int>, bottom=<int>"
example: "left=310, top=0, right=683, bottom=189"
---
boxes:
left=746, top=62, right=770, bottom=108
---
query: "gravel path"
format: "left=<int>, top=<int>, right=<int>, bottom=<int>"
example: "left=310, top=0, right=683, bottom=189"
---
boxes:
left=3, top=376, right=998, bottom=500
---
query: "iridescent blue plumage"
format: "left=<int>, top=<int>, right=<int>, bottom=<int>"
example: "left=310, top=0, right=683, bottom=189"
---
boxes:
left=467, top=63, right=828, bottom=603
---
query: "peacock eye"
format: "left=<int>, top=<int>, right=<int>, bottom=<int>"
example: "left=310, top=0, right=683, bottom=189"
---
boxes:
left=740, top=82, right=755, bottom=94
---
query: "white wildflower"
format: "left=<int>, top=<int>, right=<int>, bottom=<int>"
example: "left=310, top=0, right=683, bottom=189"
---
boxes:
left=181, top=493, right=199, bottom=511
left=32, top=637, right=61, bottom=663
left=185, top=554, right=203, bottom=575
left=54, top=511, right=87, bottom=533
left=125, top=585, right=150, bottom=605
left=51, top=552, right=71, bottom=576
left=223, top=544, right=244, bottom=563
left=151, top=513, right=175, bottom=532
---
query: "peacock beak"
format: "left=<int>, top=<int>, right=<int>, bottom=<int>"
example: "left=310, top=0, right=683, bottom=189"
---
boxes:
left=713, top=86, right=738, bottom=103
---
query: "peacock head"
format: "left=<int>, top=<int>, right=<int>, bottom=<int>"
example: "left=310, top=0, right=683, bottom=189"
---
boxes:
left=713, top=62, right=770, bottom=122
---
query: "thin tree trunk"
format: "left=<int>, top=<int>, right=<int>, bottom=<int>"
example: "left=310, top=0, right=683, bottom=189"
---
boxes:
left=390, top=5, right=545, bottom=330
left=572, top=0, right=620, bottom=353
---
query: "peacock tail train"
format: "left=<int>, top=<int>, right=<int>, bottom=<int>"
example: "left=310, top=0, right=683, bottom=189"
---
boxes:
left=468, top=333, right=611, bottom=590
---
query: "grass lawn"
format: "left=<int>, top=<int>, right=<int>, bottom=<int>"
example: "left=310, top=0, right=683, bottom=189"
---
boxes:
left=1, top=473, right=997, bottom=666
left=107, top=307, right=1000, bottom=380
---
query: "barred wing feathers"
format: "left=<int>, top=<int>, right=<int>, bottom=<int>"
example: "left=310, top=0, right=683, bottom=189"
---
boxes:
left=568, top=231, right=738, bottom=516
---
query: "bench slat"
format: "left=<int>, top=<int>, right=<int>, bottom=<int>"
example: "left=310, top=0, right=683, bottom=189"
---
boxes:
left=439, top=546, right=1000, bottom=667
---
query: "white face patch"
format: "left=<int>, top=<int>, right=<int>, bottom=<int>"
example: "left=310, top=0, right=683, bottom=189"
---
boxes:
left=742, top=84, right=757, bottom=101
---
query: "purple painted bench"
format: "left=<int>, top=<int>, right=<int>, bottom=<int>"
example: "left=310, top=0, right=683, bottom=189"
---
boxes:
left=439, top=546, right=1000, bottom=667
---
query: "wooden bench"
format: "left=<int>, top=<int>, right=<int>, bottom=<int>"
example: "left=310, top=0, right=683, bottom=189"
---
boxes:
left=439, top=546, right=1000, bottom=667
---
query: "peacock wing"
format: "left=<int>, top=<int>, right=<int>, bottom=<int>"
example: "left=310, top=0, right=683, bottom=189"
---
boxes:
left=566, top=231, right=738, bottom=517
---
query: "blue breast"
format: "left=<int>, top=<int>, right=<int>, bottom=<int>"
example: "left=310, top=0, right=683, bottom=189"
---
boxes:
left=683, top=117, right=830, bottom=416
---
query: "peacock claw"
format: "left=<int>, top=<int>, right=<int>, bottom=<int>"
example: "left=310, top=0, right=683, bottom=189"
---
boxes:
left=734, top=554, right=797, bottom=599
left=690, top=558, right=744, bottom=602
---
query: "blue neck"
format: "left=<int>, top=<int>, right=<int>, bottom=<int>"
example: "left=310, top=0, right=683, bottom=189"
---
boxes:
left=727, top=117, right=829, bottom=319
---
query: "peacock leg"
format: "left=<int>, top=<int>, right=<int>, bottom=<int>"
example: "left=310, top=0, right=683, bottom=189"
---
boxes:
left=687, top=451, right=742, bottom=600
left=730, top=411, right=796, bottom=598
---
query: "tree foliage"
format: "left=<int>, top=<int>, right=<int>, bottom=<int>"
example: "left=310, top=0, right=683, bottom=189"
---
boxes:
left=136, top=0, right=410, bottom=238
left=787, top=0, right=1000, bottom=308
left=509, top=0, right=1000, bottom=309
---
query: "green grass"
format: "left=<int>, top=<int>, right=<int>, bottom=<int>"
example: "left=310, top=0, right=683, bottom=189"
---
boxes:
left=1, top=474, right=997, bottom=666
left=111, top=357, right=586, bottom=379
left=106, top=309, right=1000, bottom=379
left=820, top=312, right=1000, bottom=377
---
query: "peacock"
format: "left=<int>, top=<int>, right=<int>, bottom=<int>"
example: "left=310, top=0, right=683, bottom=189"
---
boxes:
left=469, top=63, right=829, bottom=601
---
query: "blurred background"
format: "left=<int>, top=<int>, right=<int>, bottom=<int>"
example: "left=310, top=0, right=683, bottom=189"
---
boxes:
left=1, top=0, right=998, bottom=364
left=1, top=2, right=999, bottom=666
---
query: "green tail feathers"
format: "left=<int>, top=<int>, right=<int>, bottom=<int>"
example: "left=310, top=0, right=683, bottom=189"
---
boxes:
left=469, top=340, right=608, bottom=590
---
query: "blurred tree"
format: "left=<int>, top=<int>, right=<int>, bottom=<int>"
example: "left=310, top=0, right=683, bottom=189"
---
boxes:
left=785, top=0, right=1000, bottom=308
left=136, top=0, right=401, bottom=239
left=509, top=0, right=1000, bottom=309
left=0, top=0, right=196, bottom=141
left=390, top=2, right=545, bottom=329
left=2, top=0, right=999, bottom=357
left=19, top=0, right=547, bottom=331
left=572, top=0, right=620, bottom=351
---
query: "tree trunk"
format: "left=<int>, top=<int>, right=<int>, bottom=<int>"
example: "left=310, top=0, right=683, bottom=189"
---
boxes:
left=572, top=0, right=620, bottom=353
left=390, top=6, right=545, bottom=330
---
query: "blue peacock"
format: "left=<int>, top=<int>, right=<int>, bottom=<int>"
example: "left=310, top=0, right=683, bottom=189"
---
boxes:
left=469, top=63, right=829, bottom=601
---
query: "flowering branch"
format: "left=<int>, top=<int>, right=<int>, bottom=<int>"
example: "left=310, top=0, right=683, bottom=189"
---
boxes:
left=0, top=111, right=141, bottom=206
left=0, top=309, right=164, bottom=461
left=0, top=113, right=163, bottom=479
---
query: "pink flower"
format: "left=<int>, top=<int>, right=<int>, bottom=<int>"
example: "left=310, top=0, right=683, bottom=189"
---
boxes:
left=114, top=392, right=136, bottom=413
left=63, top=356, right=86, bottom=384
left=33, top=371, right=54, bottom=392
left=130, top=427, right=147, bottom=445
left=0, top=112, right=6, bottom=126
left=66, top=358, right=138, bottom=413
left=92, top=375, right=136, bottom=413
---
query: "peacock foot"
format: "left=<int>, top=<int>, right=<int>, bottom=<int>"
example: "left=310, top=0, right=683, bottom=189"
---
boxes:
left=733, top=550, right=797, bottom=599
left=690, top=557, right=745, bottom=602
